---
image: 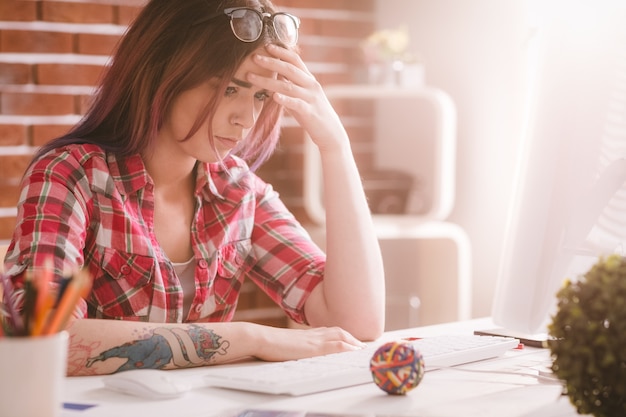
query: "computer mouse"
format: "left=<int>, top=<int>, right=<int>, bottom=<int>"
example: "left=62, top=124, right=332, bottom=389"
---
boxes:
left=103, top=369, right=192, bottom=400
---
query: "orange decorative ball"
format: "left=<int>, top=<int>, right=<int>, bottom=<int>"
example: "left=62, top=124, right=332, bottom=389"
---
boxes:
left=369, top=341, right=425, bottom=395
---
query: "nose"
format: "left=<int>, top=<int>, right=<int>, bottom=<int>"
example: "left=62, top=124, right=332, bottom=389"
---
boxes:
left=230, top=96, right=259, bottom=129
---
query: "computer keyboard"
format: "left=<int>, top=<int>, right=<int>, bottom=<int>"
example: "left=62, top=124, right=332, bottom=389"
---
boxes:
left=202, top=334, right=520, bottom=396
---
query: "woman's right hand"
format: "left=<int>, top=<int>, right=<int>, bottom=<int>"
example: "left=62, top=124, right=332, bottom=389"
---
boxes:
left=251, top=325, right=368, bottom=362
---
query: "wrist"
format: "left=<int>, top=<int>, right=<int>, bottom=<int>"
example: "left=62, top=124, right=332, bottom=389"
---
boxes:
left=237, top=321, right=272, bottom=359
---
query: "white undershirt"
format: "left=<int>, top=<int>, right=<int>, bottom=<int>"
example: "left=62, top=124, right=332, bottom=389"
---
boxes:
left=171, top=257, right=196, bottom=319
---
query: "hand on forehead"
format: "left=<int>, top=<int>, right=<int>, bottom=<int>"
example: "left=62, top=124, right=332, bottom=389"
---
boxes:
left=237, top=47, right=277, bottom=85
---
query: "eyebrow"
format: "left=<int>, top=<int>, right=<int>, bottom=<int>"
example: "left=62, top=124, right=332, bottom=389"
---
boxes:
left=231, top=77, right=253, bottom=88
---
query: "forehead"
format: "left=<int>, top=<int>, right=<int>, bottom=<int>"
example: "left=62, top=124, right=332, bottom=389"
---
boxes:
left=234, top=47, right=277, bottom=81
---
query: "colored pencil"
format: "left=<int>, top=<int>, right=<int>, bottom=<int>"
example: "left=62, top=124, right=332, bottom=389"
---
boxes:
left=31, top=258, right=55, bottom=336
left=22, top=270, right=37, bottom=334
left=43, top=269, right=91, bottom=335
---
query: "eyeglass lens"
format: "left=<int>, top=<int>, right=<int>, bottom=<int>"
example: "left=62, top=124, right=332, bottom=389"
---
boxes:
left=229, top=9, right=263, bottom=42
left=229, top=9, right=298, bottom=45
left=272, top=14, right=298, bottom=45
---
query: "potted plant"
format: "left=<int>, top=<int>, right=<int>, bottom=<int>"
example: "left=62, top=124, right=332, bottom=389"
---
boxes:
left=359, top=25, right=422, bottom=87
left=547, top=254, right=626, bottom=416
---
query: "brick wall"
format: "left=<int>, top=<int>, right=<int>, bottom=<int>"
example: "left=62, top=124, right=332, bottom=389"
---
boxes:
left=0, top=0, right=376, bottom=326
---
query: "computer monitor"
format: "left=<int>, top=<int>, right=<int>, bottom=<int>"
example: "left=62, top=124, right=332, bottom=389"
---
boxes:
left=489, top=1, right=626, bottom=338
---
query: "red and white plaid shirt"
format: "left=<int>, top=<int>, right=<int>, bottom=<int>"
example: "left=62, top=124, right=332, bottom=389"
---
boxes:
left=4, top=144, right=325, bottom=324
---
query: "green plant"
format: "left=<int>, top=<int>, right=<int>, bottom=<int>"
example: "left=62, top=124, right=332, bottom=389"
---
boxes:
left=360, top=25, right=412, bottom=63
left=548, top=254, right=626, bottom=417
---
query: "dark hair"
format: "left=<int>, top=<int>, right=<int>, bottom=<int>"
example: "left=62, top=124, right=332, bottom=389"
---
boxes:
left=34, top=0, right=293, bottom=170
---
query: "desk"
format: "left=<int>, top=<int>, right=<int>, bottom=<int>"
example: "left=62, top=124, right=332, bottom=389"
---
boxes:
left=61, top=318, right=579, bottom=417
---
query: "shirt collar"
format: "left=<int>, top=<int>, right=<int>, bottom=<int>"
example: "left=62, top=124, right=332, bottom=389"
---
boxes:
left=107, top=152, right=250, bottom=201
left=107, top=153, right=249, bottom=200
left=195, top=155, right=250, bottom=201
left=107, top=152, right=151, bottom=196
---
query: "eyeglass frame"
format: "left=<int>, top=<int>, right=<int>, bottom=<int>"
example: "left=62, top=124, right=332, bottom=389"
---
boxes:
left=192, top=7, right=300, bottom=46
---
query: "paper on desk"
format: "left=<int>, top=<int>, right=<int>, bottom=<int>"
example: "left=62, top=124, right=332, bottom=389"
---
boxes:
left=413, top=384, right=576, bottom=417
left=518, top=396, right=581, bottom=417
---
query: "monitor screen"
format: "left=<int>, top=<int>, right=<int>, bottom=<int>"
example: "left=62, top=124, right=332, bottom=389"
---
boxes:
left=491, top=1, right=626, bottom=336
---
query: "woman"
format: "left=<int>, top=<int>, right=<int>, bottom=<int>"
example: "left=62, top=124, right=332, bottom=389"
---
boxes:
left=3, top=0, right=385, bottom=376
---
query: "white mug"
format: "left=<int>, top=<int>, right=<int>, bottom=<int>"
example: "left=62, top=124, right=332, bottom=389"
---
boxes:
left=0, top=331, right=69, bottom=417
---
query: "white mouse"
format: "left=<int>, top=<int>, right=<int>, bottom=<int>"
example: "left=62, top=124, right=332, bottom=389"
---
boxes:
left=103, top=369, right=192, bottom=400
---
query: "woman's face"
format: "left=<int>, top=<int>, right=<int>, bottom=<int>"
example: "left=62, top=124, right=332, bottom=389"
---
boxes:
left=158, top=47, right=277, bottom=163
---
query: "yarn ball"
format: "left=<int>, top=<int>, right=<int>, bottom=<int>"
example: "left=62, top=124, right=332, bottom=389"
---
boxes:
left=369, top=341, right=425, bottom=395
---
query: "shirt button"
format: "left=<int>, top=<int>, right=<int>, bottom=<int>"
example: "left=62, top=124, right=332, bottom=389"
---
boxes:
left=198, top=259, right=208, bottom=269
left=120, top=264, right=131, bottom=275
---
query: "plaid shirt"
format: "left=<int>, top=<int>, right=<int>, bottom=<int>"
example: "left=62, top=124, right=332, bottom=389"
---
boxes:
left=4, top=144, right=325, bottom=324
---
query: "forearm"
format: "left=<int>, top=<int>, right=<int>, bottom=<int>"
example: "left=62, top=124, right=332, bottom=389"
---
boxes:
left=247, top=45, right=385, bottom=339
left=65, top=319, right=260, bottom=376
left=65, top=318, right=366, bottom=376
left=309, top=141, right=386, bottom=340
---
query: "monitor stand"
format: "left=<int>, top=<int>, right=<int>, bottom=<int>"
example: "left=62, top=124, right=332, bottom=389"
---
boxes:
left=474, top=328, right=552, bottom=348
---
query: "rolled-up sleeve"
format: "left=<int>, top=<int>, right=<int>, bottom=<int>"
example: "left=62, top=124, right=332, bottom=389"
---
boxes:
left=246, top=182, right=326, bottom=325
left=4, top=148, right=91, bottom=317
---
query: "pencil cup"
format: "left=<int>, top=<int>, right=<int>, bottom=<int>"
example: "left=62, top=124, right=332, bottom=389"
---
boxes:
left=0, top=331, right=69, bottom=417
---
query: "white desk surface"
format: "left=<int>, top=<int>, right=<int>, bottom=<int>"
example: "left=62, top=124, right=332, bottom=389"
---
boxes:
left=61, top=318, right=579, bottom=417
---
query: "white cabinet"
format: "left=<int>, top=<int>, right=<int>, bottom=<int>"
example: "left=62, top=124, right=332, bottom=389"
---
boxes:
left=303, top=84, right=472, bottom=328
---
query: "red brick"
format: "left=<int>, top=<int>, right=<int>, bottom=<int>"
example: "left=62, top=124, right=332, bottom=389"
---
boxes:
left=0, top=30, right=73, bottom=54
left=116, top=5, right=143, bottom=26
left=0, top=183, right=21, bottom=207
left=317, top=19, right=373, bottom=38
left=77, top=94, right=95, bottom=114
left=32, top=124, right=72, bottom=146
left=1, top=92, right=76, bottom=115
left=0, top=0, right=38, bottom=22
left=0, top=124, right=28, bottom=145
left=41, top=2, right=115, bottom=24
left=278, top=0, right=375, bottom=11
left=315, top=72, right=353, bottom=86
left=0, top=216, right=17, bottom=241
left=37, top=63, right=104, bottom=86
left=0, top=154, right=31, bottom=181
left=300, top=44, right=360, bottom=65
left=279, top=127, right=304, bottom=145
left=77, top=33, right=121, bottom=56
left=327, top=98, right=376, bottom=117
left=0, top=63, right=33, bottom=85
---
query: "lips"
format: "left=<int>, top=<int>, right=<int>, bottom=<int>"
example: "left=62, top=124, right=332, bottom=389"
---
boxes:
left=214, top=136, right=240, bottom=149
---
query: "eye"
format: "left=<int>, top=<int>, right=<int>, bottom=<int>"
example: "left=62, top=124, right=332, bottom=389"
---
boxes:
left=255, top=91, right=270, bottom=102
left=225, top=86, right=237, bottom=97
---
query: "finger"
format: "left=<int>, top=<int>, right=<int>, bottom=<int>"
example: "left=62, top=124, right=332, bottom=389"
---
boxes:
left=251, top=51, right=312, bottom=89
left=340, top=330, right=368, bottom=348
left=317, top=326, right=367, bottom=348
left=246, top=71, right=304, bottom=105
left=323, top=341, right=364, bottom=356
left=265, top=44, right=311, bottom=75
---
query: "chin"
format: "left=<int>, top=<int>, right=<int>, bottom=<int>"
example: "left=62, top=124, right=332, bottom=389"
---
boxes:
left=195, top=151, right=229, bottom=164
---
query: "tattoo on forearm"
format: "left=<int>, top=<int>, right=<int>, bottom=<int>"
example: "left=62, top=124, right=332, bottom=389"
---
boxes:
left=67, top=335, right=102, bottom=376
left=85, top=325, right=230, bottom=372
